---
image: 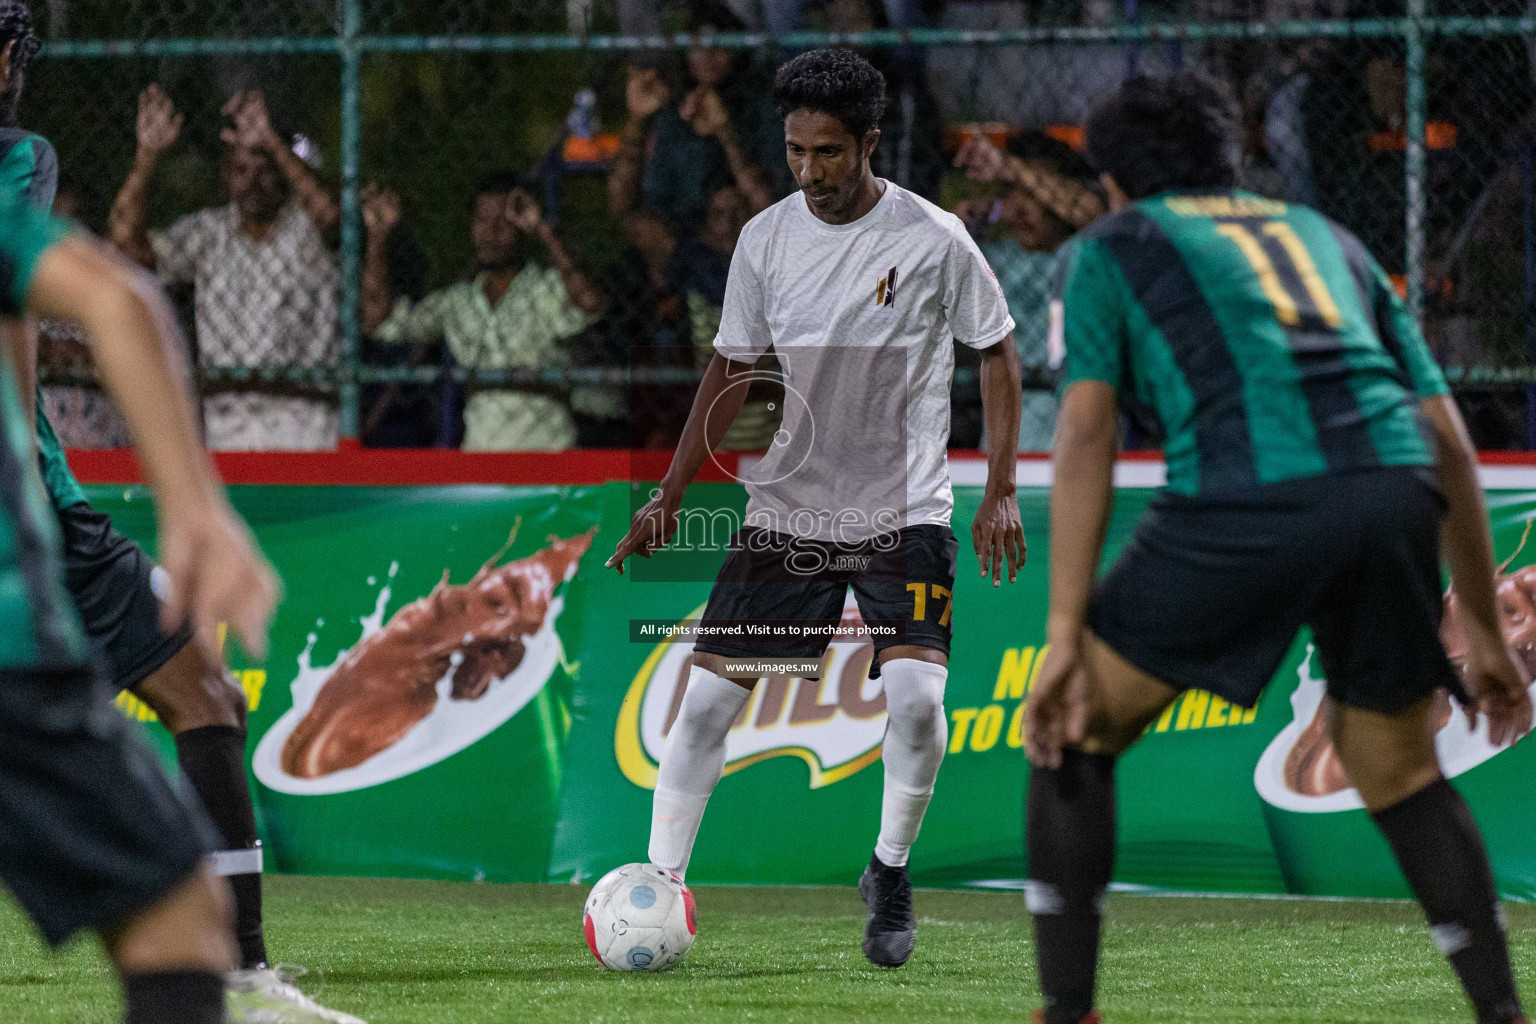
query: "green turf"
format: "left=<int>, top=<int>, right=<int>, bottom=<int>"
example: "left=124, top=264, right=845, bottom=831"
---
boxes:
left=1, top=876, right=1532, bottom=1023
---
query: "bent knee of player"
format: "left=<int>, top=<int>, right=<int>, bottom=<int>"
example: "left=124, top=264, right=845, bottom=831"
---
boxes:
left=1074, top=713, right=1143, bottom=757
left=1075, top=632, right=1179, bottom=756
left=674, top=683, right=744, bottom=738
left=136, top=647, right=247, bottom=735
left=1326, top=697, right=1441, bottom=809
left=885, top=685, right=945, bottom=745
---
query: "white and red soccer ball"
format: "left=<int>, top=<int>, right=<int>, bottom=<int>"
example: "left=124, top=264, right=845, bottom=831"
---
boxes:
left=583, top=863, right=697, bottom=971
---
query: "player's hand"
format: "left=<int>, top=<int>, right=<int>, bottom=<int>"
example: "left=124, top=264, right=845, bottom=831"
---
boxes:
left=220, top=90, right=282, bottom=152
left=626, top=66, right=670, bottom=120
left=157, top=500, right=282, bottom=663
left=136, top=85, right=184, bottom=158
left=972, top=489, right=1025, bottom=586
left=361, top=183, right=403, bottom=238
left=1461, top=618, right=1534, bottom=747
left=954, top=134, right=1008, bottom=183
left=606, top=490, right=681, bottom=575
left=681, top=87, right=730, bottom=139
left=1025, top=633, right=1090, bottom=768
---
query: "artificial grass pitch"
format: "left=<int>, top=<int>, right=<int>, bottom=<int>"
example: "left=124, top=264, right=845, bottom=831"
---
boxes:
left=1, top=876, right=1532, bottom=1023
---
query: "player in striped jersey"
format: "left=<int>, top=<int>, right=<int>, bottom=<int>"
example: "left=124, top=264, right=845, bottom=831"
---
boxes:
left=1025, top=73, right=1530, bottom=1024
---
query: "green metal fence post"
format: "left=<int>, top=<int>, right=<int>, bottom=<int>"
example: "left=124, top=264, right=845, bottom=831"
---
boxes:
left=339, top=0, right=362, bottom=441
left=1405, top=0, right=1427, bottom=321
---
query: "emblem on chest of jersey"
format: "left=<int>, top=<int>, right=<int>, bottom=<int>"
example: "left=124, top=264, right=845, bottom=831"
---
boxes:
left=873, top=266, right=899, bottom=307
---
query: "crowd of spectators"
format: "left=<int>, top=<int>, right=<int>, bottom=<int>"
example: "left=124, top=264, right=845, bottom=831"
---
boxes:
left=36, top=0, right=1536, bottom=450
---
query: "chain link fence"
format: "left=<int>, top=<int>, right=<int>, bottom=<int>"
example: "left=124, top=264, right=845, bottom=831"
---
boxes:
left=24, top=0, right=1536, bottom=451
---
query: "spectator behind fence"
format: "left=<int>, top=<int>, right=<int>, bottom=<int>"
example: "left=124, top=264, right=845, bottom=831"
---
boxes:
left=360, top=172, right=603, bottom=452
left=108, top=86, right=340, bottom=450
left=40, top=173, right=132, bottom=448
left=953, top=130, right=1103, bottom=451
left=609, top=0, right=788, bottom=249
left=615, top=0, right=922, bottom=34
left=670, top=183, right=784, bottom=450
left=927, top=0, right=1173, bottom=128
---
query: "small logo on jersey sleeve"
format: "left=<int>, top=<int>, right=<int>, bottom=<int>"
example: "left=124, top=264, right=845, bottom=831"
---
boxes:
left=874, top=266, right=899, bottom=307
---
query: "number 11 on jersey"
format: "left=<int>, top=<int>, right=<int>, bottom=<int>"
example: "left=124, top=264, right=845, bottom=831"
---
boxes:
left=1216, top=220, right=1343, bottom=330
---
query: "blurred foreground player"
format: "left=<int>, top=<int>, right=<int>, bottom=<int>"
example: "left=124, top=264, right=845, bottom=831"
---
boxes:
left=609, top=49, right=1026, bottom=969
left=1026, top=73, right=1531, bottom=1024
left=0, top=202, right=278, bottom=1021
left=0, top=8, right=363, bottom=1020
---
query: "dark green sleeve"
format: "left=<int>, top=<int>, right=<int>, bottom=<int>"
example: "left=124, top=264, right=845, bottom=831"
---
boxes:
left=0, top=134, right=58, bottom=211
left=25, top=136, right=58, bottom=211
left=1054, top=237, right=1129, bottom=391
left=0, top=203, right=74, bottom=316
left=1370, top=254, right=1448, bottom=398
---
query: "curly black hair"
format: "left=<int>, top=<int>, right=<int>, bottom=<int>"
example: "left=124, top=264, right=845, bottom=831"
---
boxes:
left=1084, top=72, right=1240, bottom=201
left=0, top=0, right=38, bottom=127
left=772, top=48, right=886, bottom=140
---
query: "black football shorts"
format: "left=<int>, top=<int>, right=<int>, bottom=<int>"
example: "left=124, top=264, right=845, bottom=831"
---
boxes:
left=57, top=502, right=192, bottom=692
left=1088, top=466, right=1463, bottom=714
left=694, top=524, right=959, bottom=679
left=0, top=665, right=215, bottom=945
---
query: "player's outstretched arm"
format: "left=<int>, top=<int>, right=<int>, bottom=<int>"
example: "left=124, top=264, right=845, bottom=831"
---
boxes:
left=26, top=236, right=280, bottom=660
left=1423, top=395, right=1534, bottom=746
left=607, top=351, right=752, bottom=574
left=972, top=336, right=1025, bottom=586
left=1026, top=380, right=1118, bottom=767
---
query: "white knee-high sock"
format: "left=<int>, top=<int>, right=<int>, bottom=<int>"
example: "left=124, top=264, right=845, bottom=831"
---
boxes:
left=874, top=659, right=949, bottom=868
left=648, top=665, right=752, bottom=879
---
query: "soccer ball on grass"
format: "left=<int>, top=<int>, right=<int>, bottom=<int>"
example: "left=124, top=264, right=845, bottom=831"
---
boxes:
left=583, top=863, right=697, bottom=971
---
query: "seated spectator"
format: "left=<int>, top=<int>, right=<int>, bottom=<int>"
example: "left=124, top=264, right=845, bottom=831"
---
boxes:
left=953, top=131, right=1103, bottom=451
left=671, top=184, right=783, bottom=450
left=609, top=0, right=789, bottom=251
left=580, top=212, right=693, bottom=449
left=109, top=85, right=341, bottom=450
left=360, top=172, right=603, bottom=452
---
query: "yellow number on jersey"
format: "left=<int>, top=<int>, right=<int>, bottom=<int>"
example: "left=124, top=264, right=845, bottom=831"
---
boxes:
left=1216, top=221, right=1343, bottom=330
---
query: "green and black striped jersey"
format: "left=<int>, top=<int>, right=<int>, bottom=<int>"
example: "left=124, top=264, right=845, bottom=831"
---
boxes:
left=0, top=199, right=89, bottom=670
left=0, top=128, right=89, bottom=511
left=1054, top=189, right=1447, bottom=496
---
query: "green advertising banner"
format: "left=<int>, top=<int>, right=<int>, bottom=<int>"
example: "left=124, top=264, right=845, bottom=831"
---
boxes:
left=87, top=477, right=1536, bottom=900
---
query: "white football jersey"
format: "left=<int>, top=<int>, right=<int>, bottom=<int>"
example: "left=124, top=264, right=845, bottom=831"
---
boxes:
left=714, top=180, right=1015, bottom=543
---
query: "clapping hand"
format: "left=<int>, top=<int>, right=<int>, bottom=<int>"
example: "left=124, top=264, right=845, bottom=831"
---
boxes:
left=681, top=87, right=730, bottom=139
left=626, top=66, right=671, bottom=120
left=220, top=90, right=282, bottom=152
left=361, top=183, right=403, bottom=239
left=136, top=85, right=183, bottom=157
left=507, top=189, right=544, bottom=233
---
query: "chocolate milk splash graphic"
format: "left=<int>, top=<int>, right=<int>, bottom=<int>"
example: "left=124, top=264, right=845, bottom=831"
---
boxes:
left=280, top=528, right=596, bottom=780
left=1279, top=524, right=1536, bottom=799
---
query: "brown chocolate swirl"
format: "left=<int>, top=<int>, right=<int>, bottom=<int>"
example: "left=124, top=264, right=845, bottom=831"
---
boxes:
left=280, top=529, right=595, bottom=779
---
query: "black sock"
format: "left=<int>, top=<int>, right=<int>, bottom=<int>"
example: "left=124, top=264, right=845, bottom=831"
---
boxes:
left=175, top=725, right=268, bottom=970
left=1372, top=778, right=1524, bottom=1024
left=1026, top=748, right=1116, bottom=1024
left=123, top=970, right=226, bottom=1024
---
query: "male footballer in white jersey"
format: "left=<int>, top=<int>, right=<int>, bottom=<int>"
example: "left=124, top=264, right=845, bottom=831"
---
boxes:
left=608, top=48, right=1026, bottom=969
